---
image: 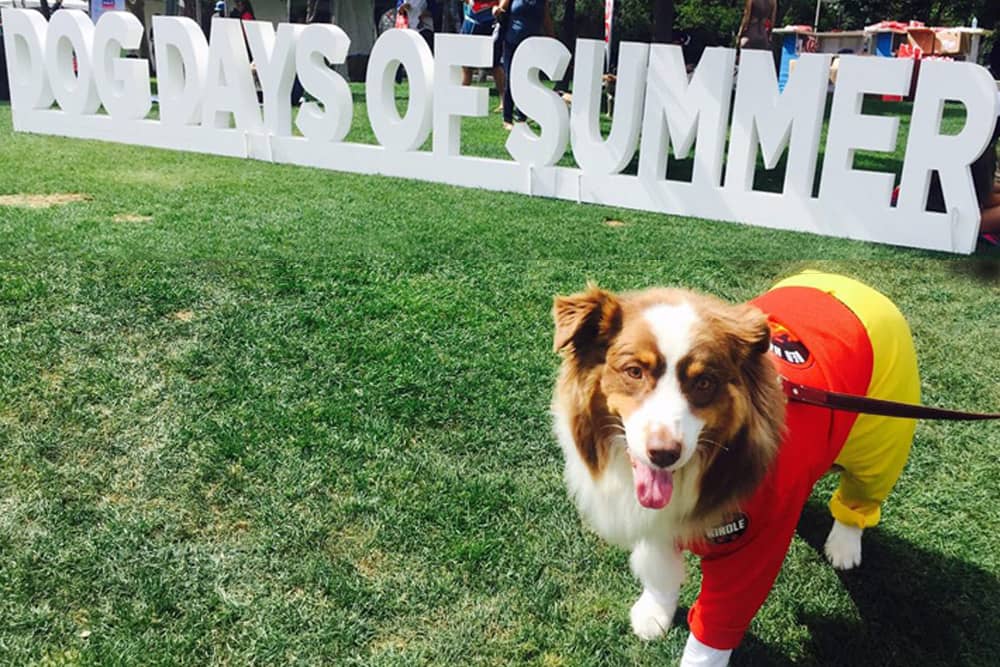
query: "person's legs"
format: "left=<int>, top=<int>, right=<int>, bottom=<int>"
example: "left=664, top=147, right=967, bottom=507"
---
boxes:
left=975, top=139, right=999, bottom=237
left=493, top=65, right=506, bottom=110
left=554, top=55, right=574, bottom=96
left=420, top=28, right=434, bottom=54
left=460, top=19, right=477, bottom=87
left=491, top=31, right=505, bottom=108
left=980, top=193, right=1000, bottom=236
left=502, top=38, right=516, bottom=125
left=971, top=123, right=998, bottom=207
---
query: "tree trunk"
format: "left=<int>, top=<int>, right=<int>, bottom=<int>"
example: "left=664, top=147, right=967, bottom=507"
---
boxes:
left=653, top=0, right=674, bottom=43
left=556, top=0, right=576, bottom=93
left=125, top=0, right=150, bottom=61
left=561, top=0, right=576, bottom=46
left=306, top=0, right=332, bottom=24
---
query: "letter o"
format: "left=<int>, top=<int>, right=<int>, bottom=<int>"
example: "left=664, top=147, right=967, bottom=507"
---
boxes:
left=365, top=29, right=433, bottom=151
left=45, top=9, right=102, bottom=115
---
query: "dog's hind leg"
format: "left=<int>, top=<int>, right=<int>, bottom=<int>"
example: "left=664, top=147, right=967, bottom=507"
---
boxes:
left=629, top=540, right=685, bottom=640
left=824, top=369, right=918, bottom=570
left=825, top=417, right=916, bottom=570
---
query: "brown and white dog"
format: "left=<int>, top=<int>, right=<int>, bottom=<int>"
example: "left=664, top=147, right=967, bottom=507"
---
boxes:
left=551, top=276, right=920, bottom=666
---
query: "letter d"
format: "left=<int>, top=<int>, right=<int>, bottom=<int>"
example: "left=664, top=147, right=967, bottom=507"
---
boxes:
left=1, top=8, right=55, bottom=120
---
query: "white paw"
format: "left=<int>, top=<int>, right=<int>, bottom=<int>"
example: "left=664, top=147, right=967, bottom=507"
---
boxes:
left=824, top=520, right=863, bottom=570
left=630, top=590, right=674, bottom=640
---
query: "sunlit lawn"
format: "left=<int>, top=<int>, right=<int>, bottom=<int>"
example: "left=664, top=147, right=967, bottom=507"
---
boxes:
left=1, top=88, right=998, bottom=665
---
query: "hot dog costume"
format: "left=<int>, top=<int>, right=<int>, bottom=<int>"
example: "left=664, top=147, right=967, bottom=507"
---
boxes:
left=686, top=271, right=920, bottom=650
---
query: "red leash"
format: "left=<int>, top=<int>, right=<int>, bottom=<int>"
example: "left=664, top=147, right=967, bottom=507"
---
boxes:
left=781, top=378, right=1000, bottom=421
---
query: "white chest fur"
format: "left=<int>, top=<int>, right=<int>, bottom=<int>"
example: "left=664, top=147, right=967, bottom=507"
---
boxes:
left=552, top=407, right=691, bottom=549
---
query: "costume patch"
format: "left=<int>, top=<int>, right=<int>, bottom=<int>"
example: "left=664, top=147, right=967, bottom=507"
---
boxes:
left=706, top=512, right=750, bottom=544
left=768, top=322, right=814, bottom=369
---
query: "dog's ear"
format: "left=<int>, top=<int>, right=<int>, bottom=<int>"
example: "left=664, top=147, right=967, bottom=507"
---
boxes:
left=552, top=284, right=621, bottom=357
left=722, top=303, right=771, bottom=362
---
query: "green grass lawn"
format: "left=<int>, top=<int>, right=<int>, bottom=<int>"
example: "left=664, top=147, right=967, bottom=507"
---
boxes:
left=1, top=87, right=999, bottom=666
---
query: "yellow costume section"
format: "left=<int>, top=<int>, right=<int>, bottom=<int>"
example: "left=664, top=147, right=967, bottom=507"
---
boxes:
left=772, top=271, right=920, bottom=529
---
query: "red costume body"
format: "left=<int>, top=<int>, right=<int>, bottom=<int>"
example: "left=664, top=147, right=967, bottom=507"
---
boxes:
left=686, top=275, right=918, bottom=650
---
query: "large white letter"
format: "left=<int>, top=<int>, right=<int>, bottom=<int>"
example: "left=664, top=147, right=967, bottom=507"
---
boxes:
left=245, top=21, right=302, bottom=137
left=506, top=36, right=571, bottom=167
left=202, top=18, right=262, bottom=131
left=571, top=39, right=648, bottom=175
left=153, top=16, right=209, bottom=127
left=45, top=9, right=101, bottom=115
left=433, top=33, right=490, bottom=157
left=294, top=24, right=353, bottom=143
left=725, top=51, right=830, bottom=197
left=898, top=61, right=999, bottom=252
left=638, top=46, right=735, bottom=188
left=0, top=8, right=54, bottom=115
left=93, top=11, right=151, bottom=121
left=819, top=55, right=912, bottom=214
left=365, top=29, right=433, bottom=152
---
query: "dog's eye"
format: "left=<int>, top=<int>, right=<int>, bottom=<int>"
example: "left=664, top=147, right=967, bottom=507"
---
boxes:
left=694, top=375, right=715, bottom=393
left=692, top=375, right=718, bottom=396
left=624, top=366, right=644, bottom=380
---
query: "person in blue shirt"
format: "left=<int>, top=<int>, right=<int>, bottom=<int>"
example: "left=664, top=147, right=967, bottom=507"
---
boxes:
left=493, top=0, right=551, bottom=129
left=461, top=2, right=505, bottom=107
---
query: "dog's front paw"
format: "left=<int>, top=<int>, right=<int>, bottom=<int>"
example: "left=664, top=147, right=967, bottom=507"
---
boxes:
left=825, top=520, right=863, bottom=570
left=630, top=590, right=674, bottom=640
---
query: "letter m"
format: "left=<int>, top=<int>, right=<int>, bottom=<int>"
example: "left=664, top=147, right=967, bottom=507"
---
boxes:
left=725, top=51, right=831, bottom=198
left=638, top=46, right=735, bottom=188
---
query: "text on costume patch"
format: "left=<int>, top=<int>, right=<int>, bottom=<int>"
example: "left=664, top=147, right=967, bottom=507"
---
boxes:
left=769, top=323, right=813, bottom=367
left=707, top=512, right=750, bottom=544
left=2, top=9, right=999, bottom=253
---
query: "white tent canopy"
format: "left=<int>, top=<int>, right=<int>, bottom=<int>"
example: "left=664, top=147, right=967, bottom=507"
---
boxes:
left=0, top=0, right=89, bottom=10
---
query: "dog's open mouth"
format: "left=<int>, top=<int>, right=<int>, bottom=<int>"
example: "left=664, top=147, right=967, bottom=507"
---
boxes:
left=628, top=452, right=674, bottom=509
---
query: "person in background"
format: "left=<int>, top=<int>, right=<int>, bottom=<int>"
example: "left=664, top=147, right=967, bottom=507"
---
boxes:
left=229, top=0, right=255, bottom=21
left=494, top=0, right=552, bottom=130
left=399, top=0, right=435, bottom=52
left=737, top=0, right=776, bottom=51
left=980, top=182, right=1000, bottom=245
left=212, top=1, right=226, bottom=19
left=461, top=1, right=506, bottom=111
left=973, top=92, right=1000, bottom=245
left=429, top=0, right=443, bottom=33
left=901, top=92, right=1000, bottom=246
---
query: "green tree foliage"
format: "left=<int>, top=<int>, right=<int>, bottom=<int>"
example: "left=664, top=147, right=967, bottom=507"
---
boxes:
left=549, top=0, right=997, bottom=54
left=795, top=0, right=997, bottom=32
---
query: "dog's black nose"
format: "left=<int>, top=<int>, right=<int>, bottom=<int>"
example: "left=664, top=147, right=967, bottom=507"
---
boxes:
left=648, top=445, right=680, bottom=468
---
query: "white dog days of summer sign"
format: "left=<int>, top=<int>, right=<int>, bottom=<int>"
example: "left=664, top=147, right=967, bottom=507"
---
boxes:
left=3, top=9, right=999, bottom=252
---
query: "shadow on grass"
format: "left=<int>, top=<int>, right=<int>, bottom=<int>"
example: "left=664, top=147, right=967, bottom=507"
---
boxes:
left=734, top=500, right=1000, bottom=666
left=948, top=257, right=1000, bottom=283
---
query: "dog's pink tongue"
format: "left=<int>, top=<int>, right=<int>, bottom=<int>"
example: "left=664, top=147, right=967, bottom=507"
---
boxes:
left=631, top=459, right=674, bottom=509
